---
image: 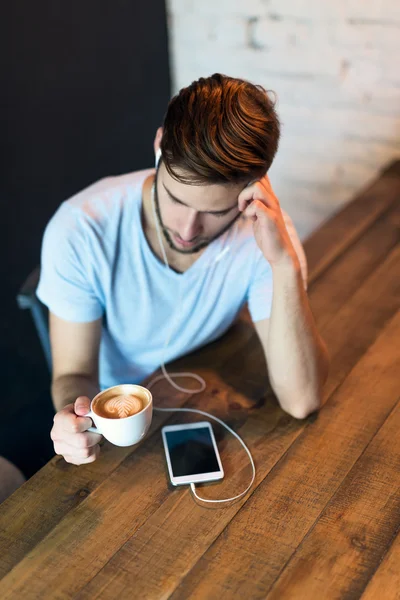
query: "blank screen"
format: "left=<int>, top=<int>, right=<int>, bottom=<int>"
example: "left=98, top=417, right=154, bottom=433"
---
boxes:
left=165, top=426, right=220, bottom=477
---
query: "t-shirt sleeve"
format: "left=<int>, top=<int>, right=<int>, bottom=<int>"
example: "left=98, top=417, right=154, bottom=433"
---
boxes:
left=36, top=203, right=104, bottom=322
left=247, top=211, right=308, bottom=323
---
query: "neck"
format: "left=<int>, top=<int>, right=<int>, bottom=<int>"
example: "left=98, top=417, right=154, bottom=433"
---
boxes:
left=140, top=172, right=205, bottom=273
left=141, top=172, right=157, bottom=235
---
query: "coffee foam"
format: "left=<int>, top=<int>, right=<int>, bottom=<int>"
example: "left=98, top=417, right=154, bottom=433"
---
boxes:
left=95, top=394, right=144, bottom=419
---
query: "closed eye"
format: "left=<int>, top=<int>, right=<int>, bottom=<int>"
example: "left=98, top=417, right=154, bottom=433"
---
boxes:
left=169, top=195, right=229, bottom=218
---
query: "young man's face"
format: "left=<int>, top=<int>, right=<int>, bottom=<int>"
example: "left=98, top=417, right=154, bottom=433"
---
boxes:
left=153, top=161, right=246, bottom=255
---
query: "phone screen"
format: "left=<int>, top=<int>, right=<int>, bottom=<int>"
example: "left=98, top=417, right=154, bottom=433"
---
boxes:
left=164, top=426, right=220, bottom=477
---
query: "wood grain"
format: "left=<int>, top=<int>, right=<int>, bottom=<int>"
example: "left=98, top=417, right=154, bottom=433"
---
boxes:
left=0, top=288, right=396, bottom=598
left=361, top=528, right=400, bottom=600
left=74, top=387, right=305, bottom=599
left=167, top=309, right=400, bottom=600
left=310, top=200, right=400, bottom=331
left=3, top=183, right=397, bottom=577
left=0, top=368, right=298, bottom=599
left=266, top=403, right=400, bottom=599
left=0, top=319, right=256, bottom=578
left=317, top=243, right=400, bottom=400
left=304, top=161, right=400, bottom=281
left=0, top=163, right=399, bottom=599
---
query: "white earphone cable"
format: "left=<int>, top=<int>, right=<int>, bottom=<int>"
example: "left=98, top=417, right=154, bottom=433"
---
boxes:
left=148, top=170, right=256, bottom=505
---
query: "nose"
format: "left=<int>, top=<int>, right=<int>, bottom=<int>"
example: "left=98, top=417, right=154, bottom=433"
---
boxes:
left=180, top=208, right=203, bottom=241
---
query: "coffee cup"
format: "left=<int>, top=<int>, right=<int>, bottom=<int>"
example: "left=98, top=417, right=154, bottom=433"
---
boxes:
left=85, top=384, right=153, bottom=447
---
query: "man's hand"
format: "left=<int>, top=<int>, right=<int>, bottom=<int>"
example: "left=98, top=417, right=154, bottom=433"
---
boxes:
left=238, top=174, right=299, bottom=268
left=51, top=396, right=102, bottom=465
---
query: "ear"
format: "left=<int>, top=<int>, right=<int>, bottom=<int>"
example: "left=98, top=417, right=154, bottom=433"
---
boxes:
left=154, top=127, right=163, bottom=154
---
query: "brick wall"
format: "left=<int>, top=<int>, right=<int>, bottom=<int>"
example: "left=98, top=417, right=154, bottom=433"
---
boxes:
left=166, top=0, right=400, bottom=239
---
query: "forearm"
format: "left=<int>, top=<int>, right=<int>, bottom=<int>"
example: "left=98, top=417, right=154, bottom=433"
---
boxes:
left=51, top=374, right=100, bottom=412
left=267, top=254, right=330, bottom=419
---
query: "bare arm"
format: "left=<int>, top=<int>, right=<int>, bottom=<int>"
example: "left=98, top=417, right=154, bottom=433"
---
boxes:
left=240, top=174, right=329, bottom=419
left=49, top=312, right=103, bottom=464
left=49, top=312, right=102, bottom=412
left=263, top=256, right=329, bottom=419
left=51, top=374, right=100, bottom=413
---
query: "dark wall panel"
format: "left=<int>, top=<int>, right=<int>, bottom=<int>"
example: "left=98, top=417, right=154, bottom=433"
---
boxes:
left=0, top=2, right=171, bottom=473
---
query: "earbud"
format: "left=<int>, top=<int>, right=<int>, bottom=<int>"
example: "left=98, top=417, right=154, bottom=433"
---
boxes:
left=155, top=149, right=162, bottom=169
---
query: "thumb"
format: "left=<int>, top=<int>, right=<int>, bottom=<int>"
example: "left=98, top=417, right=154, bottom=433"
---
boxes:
left=74, top=396, right=92, bottom=416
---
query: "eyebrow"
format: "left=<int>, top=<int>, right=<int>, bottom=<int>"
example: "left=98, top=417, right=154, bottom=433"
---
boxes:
left=162, top=182, right=237, bottom=215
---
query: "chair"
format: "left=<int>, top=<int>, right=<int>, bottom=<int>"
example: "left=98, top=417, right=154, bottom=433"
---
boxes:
left=16, top=267, right=52, bottom=372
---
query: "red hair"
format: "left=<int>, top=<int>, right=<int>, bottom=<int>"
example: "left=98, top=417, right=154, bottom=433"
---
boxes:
left=160, top=73, right=280, bottom=185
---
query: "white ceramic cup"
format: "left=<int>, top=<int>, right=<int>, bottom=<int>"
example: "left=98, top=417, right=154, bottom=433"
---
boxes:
left=85, top=384, right=153, bottom=447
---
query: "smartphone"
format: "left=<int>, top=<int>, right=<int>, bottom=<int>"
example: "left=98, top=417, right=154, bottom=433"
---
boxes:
left=161, top=421, right=224, bottom=486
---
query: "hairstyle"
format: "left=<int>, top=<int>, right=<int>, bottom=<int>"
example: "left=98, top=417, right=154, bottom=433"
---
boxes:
left=160, top=73, right=280, bottom=186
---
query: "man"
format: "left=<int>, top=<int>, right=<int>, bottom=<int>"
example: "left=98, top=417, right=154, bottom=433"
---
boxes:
left=38, top=73, right=329, bottom=466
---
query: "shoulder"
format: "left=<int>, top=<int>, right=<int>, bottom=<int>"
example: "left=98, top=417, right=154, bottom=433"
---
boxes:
left=46, top=168, right=153, bottom=239
left=65, top=168, right=153, bottom=224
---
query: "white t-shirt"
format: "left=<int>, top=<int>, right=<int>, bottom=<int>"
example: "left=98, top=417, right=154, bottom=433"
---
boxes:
left=36, top=168, right=307, bottom=390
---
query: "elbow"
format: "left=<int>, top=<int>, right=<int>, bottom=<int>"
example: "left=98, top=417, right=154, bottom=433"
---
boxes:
left=275, top=349, right=330, bottom=421
left=288, top=347, right=330, bottom=420
left=278, top=388, right=323, bottom=420
left=286, top=400, right=321, bottom=420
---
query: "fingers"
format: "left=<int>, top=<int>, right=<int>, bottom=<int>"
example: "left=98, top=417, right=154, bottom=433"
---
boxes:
left=74, top=396, right=92, bottom=416
left=51, top=428, right=102, bottom=449
left=53, top=440, right=100, bottom=460
left=60, top=412, right=93, bottom=434
left=62, top=445, right=101, bottom=465
left=259, top=174, right=278, bottom=201
left=53, top=440, right=101, bottom=465
left=53, top=401, right=93, bottom=434
left=238, top=185, right=256, bottom=212
left=51, top=396, right=102, bottom=465
left=238, top=180, right=277, bottom=213
left=244, top=198, right=275, bottom=221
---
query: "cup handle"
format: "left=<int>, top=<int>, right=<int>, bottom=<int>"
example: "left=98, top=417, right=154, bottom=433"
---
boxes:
left=84, top=410, right=100, bottom=434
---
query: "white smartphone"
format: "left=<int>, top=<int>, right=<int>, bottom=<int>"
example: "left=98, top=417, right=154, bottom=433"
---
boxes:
left=161, top=421, right=224, bottom=486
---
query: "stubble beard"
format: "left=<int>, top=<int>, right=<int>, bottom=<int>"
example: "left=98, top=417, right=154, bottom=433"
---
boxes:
left=152, top=176, right=242, bottom=256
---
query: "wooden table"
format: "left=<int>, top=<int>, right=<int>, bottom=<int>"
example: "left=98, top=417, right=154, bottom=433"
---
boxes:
left=1, top=161, right=400, bottom=600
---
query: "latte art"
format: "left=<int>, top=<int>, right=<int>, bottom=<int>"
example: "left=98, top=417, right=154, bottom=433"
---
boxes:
left=95, top=394, right=144, bottom=419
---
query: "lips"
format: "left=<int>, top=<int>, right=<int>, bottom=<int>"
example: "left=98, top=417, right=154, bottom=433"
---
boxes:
left=174, top=234, right=198, bottom=247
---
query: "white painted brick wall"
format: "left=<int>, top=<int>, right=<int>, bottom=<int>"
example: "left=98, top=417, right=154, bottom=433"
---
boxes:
left=166, top=0, right=400, bottom=240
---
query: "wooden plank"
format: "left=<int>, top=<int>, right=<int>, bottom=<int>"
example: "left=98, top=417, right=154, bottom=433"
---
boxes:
left=310, top=200, right=400, bottom=330
left=1, top=264, right=392, bottom=593
left=0, top=364, right=303, bottom=598
left=318, top=244, right=400, bottom=401
left=382, top=160, right=400, bottom=178
left=361, top=530, right=400, bottom=600
left=1, top=223, right=399, bottom=590
left=0, top=318, right=256, bottom=578
left=72, top=388, right=307, bottom=599
left=165, top=308, right=400, bottom=600
left=0, top=442, right=133, bottom=579
left=304, top=160, right=400, bottom=282
left=0, top=165, right=398, bottom=589
left=266, top=399, right=400, bottom=599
